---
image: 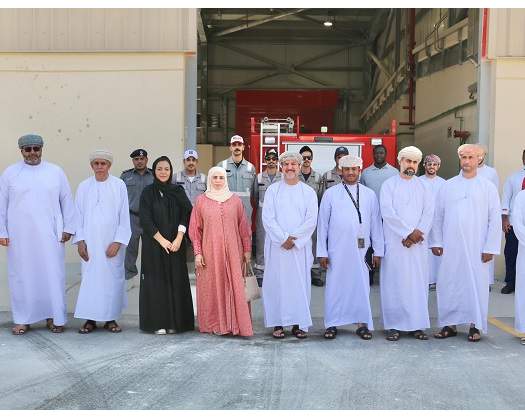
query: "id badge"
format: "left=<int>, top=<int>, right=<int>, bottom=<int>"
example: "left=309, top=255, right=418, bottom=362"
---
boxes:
left=357, top=237, right=365, bottom=249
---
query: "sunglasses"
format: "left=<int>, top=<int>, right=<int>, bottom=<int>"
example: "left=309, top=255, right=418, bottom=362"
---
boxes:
left=265, top=157, right=278, bottom=161
left=302, top=155, right=312, bottom=161
left=23, top=146, right=41, bottom=153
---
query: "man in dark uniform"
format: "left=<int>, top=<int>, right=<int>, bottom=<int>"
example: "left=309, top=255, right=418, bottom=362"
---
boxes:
left=120, top=149, right=154, bottom=280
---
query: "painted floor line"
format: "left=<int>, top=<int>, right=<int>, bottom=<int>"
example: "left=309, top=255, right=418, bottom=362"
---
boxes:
left=488, top=316, right=525, bottom=338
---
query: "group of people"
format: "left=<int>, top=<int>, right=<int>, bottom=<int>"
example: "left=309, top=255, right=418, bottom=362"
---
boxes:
left=1, top=133, right=524, bottom=345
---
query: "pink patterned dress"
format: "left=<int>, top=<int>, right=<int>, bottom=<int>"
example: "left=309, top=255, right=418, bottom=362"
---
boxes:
left=189, top=194, right=253, bottom=336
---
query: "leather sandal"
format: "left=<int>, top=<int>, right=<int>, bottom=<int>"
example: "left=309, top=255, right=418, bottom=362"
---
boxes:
left=291, top=325, right=308, bottom=339
left=79, top=320, right=97, bottom=334
left=434, top=326, right=457, bottom=339
left=104, top=321, right=122, bottom=333
left=272, top=326, right=285, bottom=339
left=324, top=327, right=337, bottom=339
left=356, top=326, right=372, bottom=340
left=12, top=324, right=29, bottom=335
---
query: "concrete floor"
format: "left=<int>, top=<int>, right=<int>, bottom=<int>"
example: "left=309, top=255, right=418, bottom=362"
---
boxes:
left=1, top=274, right=524, bottom=410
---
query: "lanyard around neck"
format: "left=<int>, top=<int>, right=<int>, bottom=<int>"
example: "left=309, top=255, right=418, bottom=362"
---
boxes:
left=343, top=183, right=361, bottom=224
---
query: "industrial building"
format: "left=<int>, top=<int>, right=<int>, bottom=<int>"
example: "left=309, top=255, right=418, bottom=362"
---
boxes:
left=1, top=7, right=525, bottom=410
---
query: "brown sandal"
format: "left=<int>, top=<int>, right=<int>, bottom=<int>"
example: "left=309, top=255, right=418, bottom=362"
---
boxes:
left=79, top=320, right=97, bottom=334
left=104, top=321, right=122, bottom=333
left=46, top=318, right=65, bottom=333
left=291, top=325, right=308, bottom=339
left=272, top=326, right=285, bottom=339
left=12, top=324, right=29, bottom=335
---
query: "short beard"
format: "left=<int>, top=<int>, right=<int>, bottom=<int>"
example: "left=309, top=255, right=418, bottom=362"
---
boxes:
left=403, top=168, right=415, bottom=177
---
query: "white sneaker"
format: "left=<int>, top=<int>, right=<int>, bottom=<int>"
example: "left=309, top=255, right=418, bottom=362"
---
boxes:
left=154, top=329, right=167, bottom=335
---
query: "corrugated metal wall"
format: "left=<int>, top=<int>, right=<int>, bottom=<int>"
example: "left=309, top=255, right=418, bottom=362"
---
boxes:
left=0, top=8, right=197, bottom=52
left=488, top=9, right=525, bottom=58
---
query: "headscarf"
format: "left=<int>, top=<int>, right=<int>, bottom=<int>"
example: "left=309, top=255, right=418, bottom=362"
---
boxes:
left=397, top=146, right=422, bottom=163
left=150, top=156, right=192, bottom=232
left=339, top=154, right=363, bottom=169
left=205, top=166, right=233, bottom=203
left=279, top=151, right=302, bottom=166
left=89, top=149, right=113, bottom=164
left=152, top=156, right=181, bottom=198
left=423, top=154, right=441, bottom=165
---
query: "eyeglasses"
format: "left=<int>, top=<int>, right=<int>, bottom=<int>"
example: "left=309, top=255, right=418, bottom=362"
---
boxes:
left=265, top=157, right=278, bottom=161
left=302, top=155, right=312, bottom=161
left=23, top=146, right=41, bottom=153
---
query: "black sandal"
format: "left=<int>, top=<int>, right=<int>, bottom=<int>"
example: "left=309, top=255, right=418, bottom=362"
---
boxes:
left=409, top=330, right=428, bottom=340
left=386, top=329, right=400, bottom=341
left=468, top=327, right=481, bottom=342
left=356, top=326, right=372, bottom=340
left=272, top=326, right=285, bottom=339
left=434, top=326, right=457, bottom=339
left=79, top=320, right=97, bottom=334
left=291, top=325, right=308, bottom=339
left=104, top=321, right=122, bottom=333
left=324, top=327, right=337, bottom=339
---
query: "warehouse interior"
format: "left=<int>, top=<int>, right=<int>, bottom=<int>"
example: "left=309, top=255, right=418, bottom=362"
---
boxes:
left=197, top=8, right=476, bottom=179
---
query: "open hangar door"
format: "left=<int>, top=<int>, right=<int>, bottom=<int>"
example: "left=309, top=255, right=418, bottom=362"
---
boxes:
left=197, top=8, right=481, bottom=179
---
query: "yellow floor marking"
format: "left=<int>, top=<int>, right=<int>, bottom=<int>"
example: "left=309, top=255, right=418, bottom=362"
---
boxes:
left=488, top=317, right=525, bottom=338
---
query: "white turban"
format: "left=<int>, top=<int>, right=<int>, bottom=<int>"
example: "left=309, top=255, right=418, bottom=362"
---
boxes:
left=397, top=146, right=422, bottom=163
left=339, top=154, right=363, bottom=169
left=279, top=151, right=302, bottom=165
left=457, top=143, right=477, bottom=156
left=89, top=149, right=113, bottom=164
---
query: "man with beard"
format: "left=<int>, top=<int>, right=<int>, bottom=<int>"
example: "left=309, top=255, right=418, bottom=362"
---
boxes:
left=419, top=154, right=446, bottom=290
left=262, top=152, right=318, bottom=339
left=218, top=135, right=256, bottom=223
left=121, top=149, right=153, bottom=280
left=317, top=154, right=383, bottom=340
left=0, top=134, right=76, bottom=335
left=380, top=146, right=434, bottom=341
left=431, top=144, right=501, bottom=342
left=298, top=145, right=324, bottom=287
left=175, top=149, right=206, bottom=205
left=74, top=150, right=131, bottom=334
left=360, top=144, right=399, bottom=198
left=252, top=148, right=282, bottom=282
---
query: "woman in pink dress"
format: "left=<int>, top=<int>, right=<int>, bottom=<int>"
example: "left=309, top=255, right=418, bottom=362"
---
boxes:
left=189, top=166, right=253, bottom=336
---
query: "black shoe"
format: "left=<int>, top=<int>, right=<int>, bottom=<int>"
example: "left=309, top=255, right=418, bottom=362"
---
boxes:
left=501, top=284, right=515, bottom=294
left=311, top=277, right=324, bottom=287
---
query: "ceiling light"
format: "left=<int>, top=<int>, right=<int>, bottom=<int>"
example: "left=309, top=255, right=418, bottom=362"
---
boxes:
left=323, top=20, right=333, bottom=27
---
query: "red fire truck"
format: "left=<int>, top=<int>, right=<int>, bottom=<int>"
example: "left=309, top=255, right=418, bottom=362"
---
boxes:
left=247, top=116, right=397, bottom=174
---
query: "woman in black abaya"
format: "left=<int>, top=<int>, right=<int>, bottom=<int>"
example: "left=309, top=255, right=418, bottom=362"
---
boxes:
left=139, top=156, right=195, bottom=334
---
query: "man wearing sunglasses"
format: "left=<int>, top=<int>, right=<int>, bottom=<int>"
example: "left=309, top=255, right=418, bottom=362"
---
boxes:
left=252, top=149, right=282, bottom=283
left=0, top=134, right=76, bottom=335
left=298, top=146, right=324, bottom=286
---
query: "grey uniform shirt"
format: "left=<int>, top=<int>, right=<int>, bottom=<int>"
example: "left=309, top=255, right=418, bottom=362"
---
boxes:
left=252, top=171, right=282, bottom=209
left=360, top=163, right=399, bottom=198
left=174, top=170, right=206, bottom=205
left=299, top=169, right=322, bottom=201
left=218, top=157, right=256, bottom=220
left=320, top=167, right=343, bottom=197
left=120, top=168, right=154, bottom=215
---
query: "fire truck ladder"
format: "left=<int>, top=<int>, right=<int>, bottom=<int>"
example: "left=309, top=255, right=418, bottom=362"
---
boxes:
left=259, top=117, right=294, bottom=172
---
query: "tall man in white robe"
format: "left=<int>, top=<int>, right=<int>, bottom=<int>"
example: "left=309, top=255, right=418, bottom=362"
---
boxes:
left=459, top=143, right=500, bottom=287
left=419, top=154, right=446, bottom=288
left=431, top=144, right=501, bottom=342
left=262, top=151, right=318, bottom=339
left=0, top=134, right=76, bottom=335
left=73, top=150, right=131, bottom=334
left=380, top=146, right=434, bottom=341
left=509, top=189, right=525, bottom=344
left=317, top=154, right=384, bottom=340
